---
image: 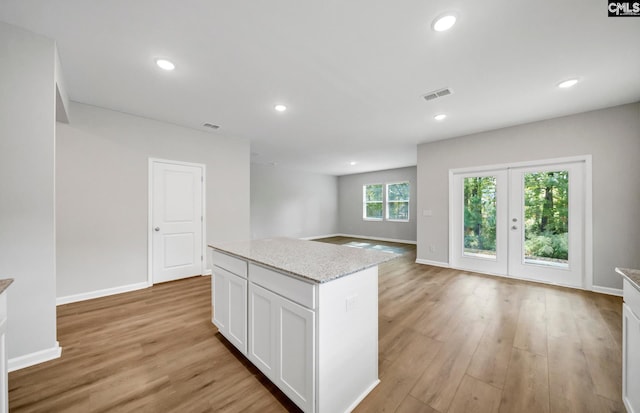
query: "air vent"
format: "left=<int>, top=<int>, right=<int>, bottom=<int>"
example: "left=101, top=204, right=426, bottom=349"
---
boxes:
left=203, top=123, right=220, bottom=129
left=422, top=87, right=453, bottom=102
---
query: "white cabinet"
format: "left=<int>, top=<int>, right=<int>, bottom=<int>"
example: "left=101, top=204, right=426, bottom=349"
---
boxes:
left=249, top=282, right=315, bottom=412
left=212, top=252, right=247, bottom=355
left=623, top=279, right=640, bottom=413
left=211, top=250, right=379, bottom=413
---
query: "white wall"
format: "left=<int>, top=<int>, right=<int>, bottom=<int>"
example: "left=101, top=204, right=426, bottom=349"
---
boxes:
left=56, top=102, right=250, bottom=298
left=251, top=164, right=338, bottom=239
left=417, top=103, right=640, bottom=290
left=338, top=167, right=417, bottom=243
left=0, top=23, right=59, bottom=360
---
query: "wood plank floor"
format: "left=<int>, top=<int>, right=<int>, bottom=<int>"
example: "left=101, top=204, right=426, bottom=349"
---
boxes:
left=9, top=237, right=625, bottom=412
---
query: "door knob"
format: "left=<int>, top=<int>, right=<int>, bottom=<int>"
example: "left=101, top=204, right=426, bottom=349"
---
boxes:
left=511, top=225, right=518, bottom=230
left=512, top=218, right=518, bottom=222
left=154, top=227, right=160, bottom=232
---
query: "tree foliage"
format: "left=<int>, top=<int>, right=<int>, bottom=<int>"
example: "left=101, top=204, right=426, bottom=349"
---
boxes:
left=463, top=171, right=569, bottom=261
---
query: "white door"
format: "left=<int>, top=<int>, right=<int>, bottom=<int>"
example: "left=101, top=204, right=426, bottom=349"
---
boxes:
left=151, top=160, right=204, bottom=284
left=450, top=160, right=586, bottom=288
left=451, top=169, right=508, bottom=276
left=508, top=162, right=583, bottom=287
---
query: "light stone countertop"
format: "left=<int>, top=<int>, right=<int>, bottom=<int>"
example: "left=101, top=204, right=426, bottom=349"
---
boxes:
left=0, top=278, right=13, bottom=295
left=209, top=237, right=399, bottom=283
left=616, top=267, right=640, bottom=293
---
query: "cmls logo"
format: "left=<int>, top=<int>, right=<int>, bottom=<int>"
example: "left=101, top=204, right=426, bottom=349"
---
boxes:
left=608, top=1, right=640, bottom=16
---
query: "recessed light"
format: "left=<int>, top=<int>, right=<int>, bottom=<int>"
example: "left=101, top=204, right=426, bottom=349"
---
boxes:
left=274, top=104, right=287, bottom=112
left=432, top=13, right=457, bottom=32
left=557, top=78, right=579, bottom=89
left=434, top=114, right=447, bottom=121
left=350, top=161, right=357, bottom=166
left=155, top=58, right=175, bottom=71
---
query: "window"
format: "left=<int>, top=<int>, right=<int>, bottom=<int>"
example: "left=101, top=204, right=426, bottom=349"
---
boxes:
left=363, top=184, right=383, bottom=220
left=386, top=182, right=410, bottom=221
left=362, top=182, right=411, bottom=221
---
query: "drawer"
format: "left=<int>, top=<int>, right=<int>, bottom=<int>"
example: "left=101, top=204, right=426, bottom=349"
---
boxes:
left=249, top=264, right=316, bottom=309
left=624, top=279, right=640, bottom=318
left=213, top=250, right=247, bottom=278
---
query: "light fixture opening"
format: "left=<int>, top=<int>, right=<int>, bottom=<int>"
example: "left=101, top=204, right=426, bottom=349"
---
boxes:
left=434, top=114, right=447, bottom=121
left=350, top=161, right=357, bottom=166
left=557, top=78, right=579, bottom=89
left=432, top=13, right=457, bottom=32
left=155, top=58, right=175, bottom=71
left=274, top=104, right=287, bottom=112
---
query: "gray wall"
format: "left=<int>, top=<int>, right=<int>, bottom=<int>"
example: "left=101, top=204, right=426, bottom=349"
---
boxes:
left=56, top=102, right=250, bottom=298
left=0, top=23, right=58, bottom=359
left=417, top=103, right=640, bottom=290
left=338, top=167, right=417, bottom=243
left=251, top=164, right=338, bottom=239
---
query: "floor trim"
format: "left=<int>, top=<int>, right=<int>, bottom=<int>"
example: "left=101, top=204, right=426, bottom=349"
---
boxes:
left=9, top=341, right=62, bottom=372
left=56, top=281, right=150, bottom=306
left=329, top=234, right=417, bottom=245
left=591, top=285, right=623, bottom=297
left=415, top=258, right=450, bottom=268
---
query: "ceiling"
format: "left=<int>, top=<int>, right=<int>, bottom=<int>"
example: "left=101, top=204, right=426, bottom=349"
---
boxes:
left=1, top=1, right=639, bottom=176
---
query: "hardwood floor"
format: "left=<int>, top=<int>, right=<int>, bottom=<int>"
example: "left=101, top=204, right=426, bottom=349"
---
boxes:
left=9, top=237, right=624, bottom=412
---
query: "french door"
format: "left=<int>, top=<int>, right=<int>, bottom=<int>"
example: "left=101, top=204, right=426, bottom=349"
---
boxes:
left=450, top=160, right=585, bottom=288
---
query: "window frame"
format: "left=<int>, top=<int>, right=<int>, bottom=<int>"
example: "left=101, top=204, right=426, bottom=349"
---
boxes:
left=385, top=181, right=410, bottom=222
left=362, top=183, right=384, bottom=221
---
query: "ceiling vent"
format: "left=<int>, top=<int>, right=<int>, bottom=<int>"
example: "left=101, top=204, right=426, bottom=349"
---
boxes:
left=423, top=87, right=453, bottom=102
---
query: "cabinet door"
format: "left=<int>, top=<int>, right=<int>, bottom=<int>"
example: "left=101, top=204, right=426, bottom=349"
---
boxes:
left=278, top=297, right=315, bottom=413
left=213, top=269, right=247, bottom=355
left=248, top=283, right=277, bottom=380
left=227, top=273, right=247, bottom=354
left=212, top=271, right=228, bottom=331
left=623, top=303, right=640, bottom=413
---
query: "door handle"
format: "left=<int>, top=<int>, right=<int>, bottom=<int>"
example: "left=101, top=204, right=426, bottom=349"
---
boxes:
left=154, top=227, right=160, bottom=232
left=511, top=225, right=518, bottom=230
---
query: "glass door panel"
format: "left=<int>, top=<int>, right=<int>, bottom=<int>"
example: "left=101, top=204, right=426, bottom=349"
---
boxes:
left=463, top=176, right=497, bottom=260
left=522, top=170, right=569, bottom=269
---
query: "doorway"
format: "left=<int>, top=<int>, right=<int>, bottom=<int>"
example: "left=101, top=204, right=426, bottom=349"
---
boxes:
left=148, top=159, right=205, bottom=284
left=450, top=157, right=589, bottom=289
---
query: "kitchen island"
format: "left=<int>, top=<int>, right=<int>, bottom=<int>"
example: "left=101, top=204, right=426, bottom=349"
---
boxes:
left=616, top=267, right=640, bottom=413
left=209, top=238, right=398, bottom=413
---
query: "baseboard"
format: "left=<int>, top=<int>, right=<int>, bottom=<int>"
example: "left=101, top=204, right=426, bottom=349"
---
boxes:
left=56, top=281, right=151, bottom=306
left=344, top=379, right=380, bottom=413
left=415, top=258, right=450, bottom=268
left=592, top=285, right=623, bottom=297
left=334, top=234, right=417, bottom=245
left=300, top=234, right=342, bottom=241
left=203, top=269, right=212, bottom=276
left=9, top=341, right=62, bottom=372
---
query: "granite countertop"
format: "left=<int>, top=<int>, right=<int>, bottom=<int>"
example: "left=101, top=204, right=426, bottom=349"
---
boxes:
left=616, top=267, right=640, bottom=292
left=209, top=237, right=399, bottom=283
left=0, top=278, right=14, bottom=295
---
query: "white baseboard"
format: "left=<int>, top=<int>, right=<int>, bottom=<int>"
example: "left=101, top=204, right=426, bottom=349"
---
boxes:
left=334, top=233, right=417, bottom=245
left=9, top=341, right=62, bottom=372
left=300, top=234, right=342, bottom=241
left=56, top=281, right=151, bottom=306
left=415, top=258, right=450, bottom=268
left=592, top=285, right=623, bottom=297
left=203, top=269, right=212, bottom=276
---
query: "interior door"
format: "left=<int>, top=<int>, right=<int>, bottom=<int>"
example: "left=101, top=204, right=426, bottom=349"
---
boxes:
left=450, top=160, right=585, bottom=288
left=151, top=160, right=204, bottom=284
